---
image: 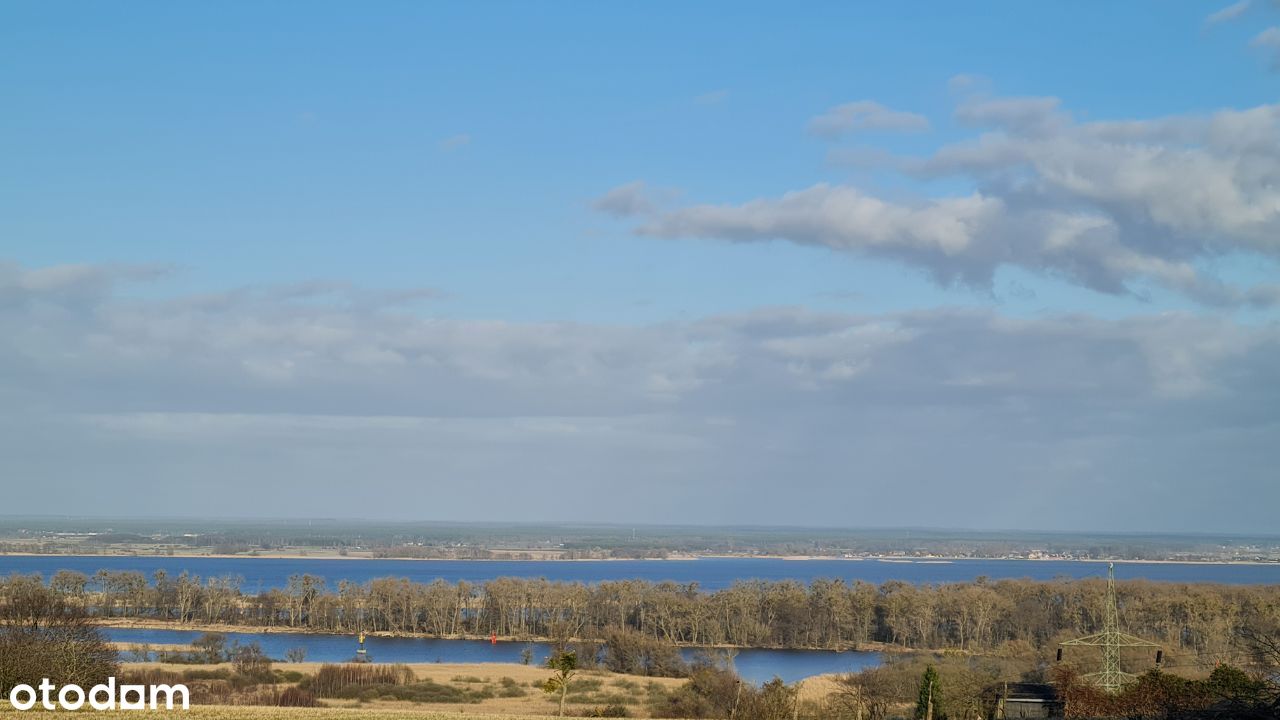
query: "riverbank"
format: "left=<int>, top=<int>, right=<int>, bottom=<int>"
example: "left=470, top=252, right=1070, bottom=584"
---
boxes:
left=96, top=617, right=909, bottom=655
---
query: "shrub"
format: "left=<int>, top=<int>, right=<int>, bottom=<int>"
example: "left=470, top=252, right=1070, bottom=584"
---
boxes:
left=651, top=665, right=740, bottom=719
left=328, top=680, right=480, bottom=704
left=494, top=676, right=524, bottom=691
left=191, top=633, right=228, bottom=663
left=602, top=627, right=689, bottom=678
left=305, top=663, right=415, bottom=697
left=0, top=577, right=118, bottom=695
left=120, top=668, right=183, bottom=688
left=181, top=668, right=233, bottom=681
left=569, top=678, right=605, bottom=695
left=231, top=642, right=273, bottom=680
left=276, top=686, right=319, bottom=707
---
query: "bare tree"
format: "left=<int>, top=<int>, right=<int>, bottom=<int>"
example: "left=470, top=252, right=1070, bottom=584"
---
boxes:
left=0, top=575, right=118, bottom=694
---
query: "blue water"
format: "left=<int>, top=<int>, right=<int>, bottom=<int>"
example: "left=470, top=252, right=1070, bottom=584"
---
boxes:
left=2, top=555, right=1278, bottom=590
left=103, top=627, right=880, bottom=684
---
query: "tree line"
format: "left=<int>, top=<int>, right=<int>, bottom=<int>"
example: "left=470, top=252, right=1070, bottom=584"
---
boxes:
left=7, top=570, right=1278, bottom=656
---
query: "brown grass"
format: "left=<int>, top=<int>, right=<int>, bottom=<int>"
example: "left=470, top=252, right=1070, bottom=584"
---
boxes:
left=0, top=705, right=612, bottom=719
left=109, top=661, right=694, bottom=717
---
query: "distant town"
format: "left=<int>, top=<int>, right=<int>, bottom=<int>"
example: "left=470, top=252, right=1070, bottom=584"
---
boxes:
left=2, top=517, right=1276, bottom=564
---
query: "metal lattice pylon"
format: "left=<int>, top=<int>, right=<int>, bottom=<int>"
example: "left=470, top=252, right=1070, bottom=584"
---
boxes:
left=1060, top=563, right=1160, bottom=693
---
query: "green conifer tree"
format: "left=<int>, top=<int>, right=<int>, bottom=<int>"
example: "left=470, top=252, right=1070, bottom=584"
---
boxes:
left=915, top=664, right=942, bottom=720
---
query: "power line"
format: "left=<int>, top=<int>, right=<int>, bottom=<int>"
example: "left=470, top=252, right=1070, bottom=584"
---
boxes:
left=1059, top=562, right=1161, bottom=693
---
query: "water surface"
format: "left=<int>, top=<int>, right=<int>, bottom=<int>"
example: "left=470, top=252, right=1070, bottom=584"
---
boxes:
left=4, top=555, right=1277, bottom=590
left=104, top=627, right=879, bottom=684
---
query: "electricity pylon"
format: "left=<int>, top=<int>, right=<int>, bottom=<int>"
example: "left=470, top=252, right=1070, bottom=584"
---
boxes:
left=1060, top=563, right=1160, bottom=693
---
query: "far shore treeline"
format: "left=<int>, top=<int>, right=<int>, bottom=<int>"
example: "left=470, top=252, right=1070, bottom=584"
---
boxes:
left=5, top=570, right=1277, bottom=657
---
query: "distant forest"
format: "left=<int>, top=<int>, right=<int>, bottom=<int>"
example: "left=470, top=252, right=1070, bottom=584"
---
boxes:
left=7, top=570, right=1277, bottom=659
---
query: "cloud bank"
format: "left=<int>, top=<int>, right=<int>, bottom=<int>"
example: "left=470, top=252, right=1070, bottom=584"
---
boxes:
left=2, top=262, right=1277, bottom=530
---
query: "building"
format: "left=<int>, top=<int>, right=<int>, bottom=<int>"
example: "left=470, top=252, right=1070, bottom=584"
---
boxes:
left=994, top=683, right=1063, bottom=719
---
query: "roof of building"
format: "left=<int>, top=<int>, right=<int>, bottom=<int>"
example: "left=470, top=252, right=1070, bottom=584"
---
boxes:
left=1003, top=683, right=1061, bottom=703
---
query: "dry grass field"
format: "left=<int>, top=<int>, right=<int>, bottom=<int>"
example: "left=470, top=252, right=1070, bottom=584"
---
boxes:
left=0, top=663, right=842, bottom=719
left=0, top=706, right=603, bottom=720
left=116, top=661, right=690, bottom=717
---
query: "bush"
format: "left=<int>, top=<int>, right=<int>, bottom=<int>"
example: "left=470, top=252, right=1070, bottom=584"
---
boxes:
left=0, top=577, right=118, bottom=695
left=588, top=704, right=631, bottom=717
left=651, top=665, right=740, bottom=719
left=327, top=680, right=483, bottom=704
left=120, top=668, right=183, bottom=687
left=181, top=668, right=233, bottom=681
left=231, top=642, right=272, bottom=679
left=191, top=633, right=228, bottom=663
left=603, top=627, right=689, bottom=678
left=304, top=663, right=416, bottom=697
left=498, top=676, right=527, bottom=697
left=276, top=686, right=319, bottom=707
left=569, top=678, right=606, bottom=695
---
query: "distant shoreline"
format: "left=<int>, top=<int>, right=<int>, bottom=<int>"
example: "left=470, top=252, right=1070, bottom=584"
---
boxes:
left=1, top=551, right=1276, bottom=566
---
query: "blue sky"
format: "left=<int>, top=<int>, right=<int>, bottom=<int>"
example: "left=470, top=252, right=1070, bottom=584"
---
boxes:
left=1, top=2, right=1278, bottom=530
left=4, top=1, right=1276, bottom=321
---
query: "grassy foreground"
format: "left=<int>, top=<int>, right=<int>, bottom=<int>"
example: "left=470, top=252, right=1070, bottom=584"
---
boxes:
left=0, top=662, right=707, bottom=718
left=0, top=706, right=604, bottom=720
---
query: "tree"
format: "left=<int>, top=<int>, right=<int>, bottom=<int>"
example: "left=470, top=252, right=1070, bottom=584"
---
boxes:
left=747, top=677, right=798, bottom=720
left=602, top=626, right=688, bottom=677
left=191, top=632, right=228, bottom=663
left=231, top=642, right=272, bottom=678
left=0, top=576, right=118, bottom=694
left=285, top=646, right=307, bottom=663
left=835, top=667, right=899, bottom=720
left=543, top=650, right=578, bottom=717
left=915, top=665, right=941, bottom=720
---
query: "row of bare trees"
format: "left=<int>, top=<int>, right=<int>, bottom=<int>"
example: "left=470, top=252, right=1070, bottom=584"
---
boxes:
left=8, top=571, right=1278, bottom=655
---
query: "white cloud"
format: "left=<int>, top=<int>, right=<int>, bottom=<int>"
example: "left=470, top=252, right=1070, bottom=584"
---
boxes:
left=1205, top=0, right=1251, bottom=26
left=807, top=101, right=930, bottom=138
left=1253, top=27, right=1280, bottom=69
left=633, top=184, right=1002, bottom=280
left=592, top=180, right=656, bottom=217
left=953, top=96, right=1066, bottom=135
left=2, top=262, right=1279, bottom=529
left=602, top=95, right=1280, bottom=305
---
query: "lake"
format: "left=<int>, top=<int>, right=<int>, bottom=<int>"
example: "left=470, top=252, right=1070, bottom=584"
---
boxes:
left=103, top=627, right=880, bottom=684
left=3, top=555, right=1279, bottom=590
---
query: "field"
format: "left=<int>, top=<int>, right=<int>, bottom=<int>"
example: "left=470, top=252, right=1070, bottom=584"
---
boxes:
left=0, top=662, right=846, bottom=719
left=0, top=662, right=841, bottom=719
left=0, top=707, right=603, bottom=720
left=120, top=661, right=692, bottom=718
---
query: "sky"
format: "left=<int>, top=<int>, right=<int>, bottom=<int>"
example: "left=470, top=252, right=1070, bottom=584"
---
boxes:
left=1, top=1, right=1278, bottom=532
